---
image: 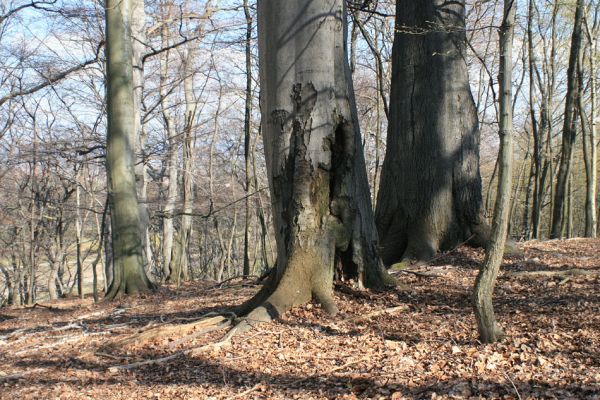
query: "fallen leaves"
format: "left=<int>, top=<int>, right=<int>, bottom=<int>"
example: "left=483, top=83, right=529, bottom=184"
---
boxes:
left=1, top=239, right=600, bottom=398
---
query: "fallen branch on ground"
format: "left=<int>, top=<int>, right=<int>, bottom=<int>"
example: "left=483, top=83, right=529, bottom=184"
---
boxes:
left=505, top=268, right=599, bottom=279
left=343, top=305, right=409, bottom=323
left=114, top=314, right=234, bottom=347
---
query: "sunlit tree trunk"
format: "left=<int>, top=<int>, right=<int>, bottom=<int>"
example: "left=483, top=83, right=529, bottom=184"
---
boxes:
left=237, top=0, right=392, bottom=323
left=242, top=0, right=253, bottom=278
left=158, top=7, right=179, bottom=280
left=473, top=0, right=516, bottom=344
left=580, top=16, right=598, bottom=238
left=104, top=0, right=154, bottom=299
left=131, top=0, right=154, bottom=272
left=551, top=0, right=584, bottom=239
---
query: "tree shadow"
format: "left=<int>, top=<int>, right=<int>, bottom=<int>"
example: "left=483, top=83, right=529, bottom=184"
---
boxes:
left=7, top=350, right=599, bottom=399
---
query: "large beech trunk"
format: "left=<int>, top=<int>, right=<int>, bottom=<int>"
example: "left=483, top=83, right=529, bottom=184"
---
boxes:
left=375, top=0, right=488, bottom=264
left=237, top=0, right=392, bottom=321
left=104, top=0, right=153, bottom=299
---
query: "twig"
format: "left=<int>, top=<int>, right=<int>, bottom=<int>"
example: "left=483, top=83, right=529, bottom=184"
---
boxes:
left=233, top=383, right=264, bottom=399
left=504, top=372, right=522, bottom=400
left=290, top=358, right=365, bottom=386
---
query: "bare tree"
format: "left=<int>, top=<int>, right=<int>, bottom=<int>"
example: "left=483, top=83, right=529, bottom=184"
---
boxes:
left=104, top=0, right=154, bottom=299
left=473, top=0, right=516, bottom=344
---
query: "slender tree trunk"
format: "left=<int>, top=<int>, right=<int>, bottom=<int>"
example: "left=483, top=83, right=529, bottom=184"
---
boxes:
left=242, top=0, right=253, bottom=278
left=236, top=0, right=392, bottom=323
left=580, top=18, right=598, bottom=237
left=131, top=0, right=154, bottom=272
left=76, top=171, right=84, bottom=298
left=550, top=0, right=584, bottom=239
left=376, top=0, right=489, bottom=264
left=159, top=14, right=179, bottom=280
left=104, top=0, right=154, bottom=299
left=527, top=0, right=542, bottom=239
left=169, top=46, right=196, bottom=284
left=473, top=0, right=516, bottom=344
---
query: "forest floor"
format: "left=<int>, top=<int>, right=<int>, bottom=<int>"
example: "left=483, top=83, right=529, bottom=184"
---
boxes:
left=1, top=238, right=600, bottom=399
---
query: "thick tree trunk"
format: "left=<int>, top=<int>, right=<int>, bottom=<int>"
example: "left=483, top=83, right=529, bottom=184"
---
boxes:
left=473, top=0, right=515, bottom=344
left=104, top=0, right=154, bottom=299
left=550, top=0, right=584, bottom=239
left=237, top=0, right=392, bottom=322
left=376, top=0, right=488, bottom=264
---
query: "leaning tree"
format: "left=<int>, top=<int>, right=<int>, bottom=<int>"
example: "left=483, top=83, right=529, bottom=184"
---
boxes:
left=104, top=0, right=154, bottom=298
left=235, top=0, right=393, bottom=323
left=375, top=0, right=489, bottom=264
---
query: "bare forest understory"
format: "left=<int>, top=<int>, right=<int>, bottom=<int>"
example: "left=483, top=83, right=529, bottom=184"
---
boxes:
left=1, top=238, right=600, bottom=399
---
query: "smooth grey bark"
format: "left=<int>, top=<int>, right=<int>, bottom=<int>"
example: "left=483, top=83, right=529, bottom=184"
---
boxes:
left=168, top=45, right=196, bottom=284
left=131, top=0, right=154, bottom=272
left=473, top=0, right=516, bottom=344
left=376, top=0, right=488, bottom=264
left=159, top=25, right=179, bottom=280
left=581, top=15, right=598, bottom=238
left=104, top=0, right=153, bottom=299
left=550, top=0, right=584, bottom=239
left=237, top=0, right=392, bottom=323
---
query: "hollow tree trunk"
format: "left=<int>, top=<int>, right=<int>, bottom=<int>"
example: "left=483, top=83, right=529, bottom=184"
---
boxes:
left=550, top=0, right=584, bottom=239
left=104, top=0, right=154, bottom=299
left=237, top=0, right=392, bottom=321
left=375, top=0, right=488, bottom=264
left=473, top=0, right=515, bottom=344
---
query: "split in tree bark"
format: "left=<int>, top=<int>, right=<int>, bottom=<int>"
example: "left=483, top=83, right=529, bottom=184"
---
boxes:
left=375, top=0, right=489, bottom=265
left=234, top=0, right=393, bottom=328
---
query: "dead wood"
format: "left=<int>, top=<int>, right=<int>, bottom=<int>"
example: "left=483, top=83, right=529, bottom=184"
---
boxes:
left=342, top=305, right=409, bottom=323
left=506, top=268, right=599, bottom=278
left=114, top=314, right=233, bottom=347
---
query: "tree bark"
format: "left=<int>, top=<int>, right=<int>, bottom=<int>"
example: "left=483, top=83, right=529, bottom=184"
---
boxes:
left=550, top=0, right=584, bottom=239
left=376, top=0, right=489, bottom=264
left=473, top=0, right=516, bottom=344
left=580, top=16, right=598, bottom=238
left=159, top=20, right=179, bottom=281
left=237, top=0, right=392, bottom=322
left=242, top=0, right=253, bottom=278
left=104, top=0, right=154, bottom=299
left=169, top=45, right=196, bottom=284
